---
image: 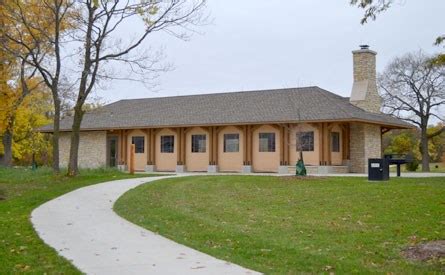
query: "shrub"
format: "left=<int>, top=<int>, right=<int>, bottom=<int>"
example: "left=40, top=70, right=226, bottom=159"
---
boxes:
left=405, top=158, right=420, bottom=171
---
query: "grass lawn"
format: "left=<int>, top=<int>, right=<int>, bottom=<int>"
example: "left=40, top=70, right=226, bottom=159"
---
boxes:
left=0, top=167, right=150, bottom=274
left=115, top=175, right=445, bottom=274
left=390, top=162, right=445, bottom=173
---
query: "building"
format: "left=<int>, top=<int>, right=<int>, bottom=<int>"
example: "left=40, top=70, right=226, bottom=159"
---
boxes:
left=40, top=46, right=412, bottom=173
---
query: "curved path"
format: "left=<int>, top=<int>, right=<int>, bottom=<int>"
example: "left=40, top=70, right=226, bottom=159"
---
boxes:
left=31, top=175, right=259, bottom=275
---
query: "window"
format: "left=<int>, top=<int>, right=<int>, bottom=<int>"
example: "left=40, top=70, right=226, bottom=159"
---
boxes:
left=191, top=134, right=206, bottom=153
left=224, top=134, right=239, bottom=152
left=161, top=135, right=174, bottom=153
left=259, top=133, right=275, bottom=152
left=331, top=132, right=340, bottom=152
left=296, top=131, right=314, bottom=152
left=132, top=136, right=145, bottom=153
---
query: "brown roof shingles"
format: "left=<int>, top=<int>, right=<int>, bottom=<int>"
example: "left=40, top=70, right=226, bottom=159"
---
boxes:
left=39, top=86, right=413, bottom=132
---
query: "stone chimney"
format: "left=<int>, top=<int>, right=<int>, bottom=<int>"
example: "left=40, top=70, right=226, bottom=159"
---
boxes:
left=350, top=45, right=382, bottom=113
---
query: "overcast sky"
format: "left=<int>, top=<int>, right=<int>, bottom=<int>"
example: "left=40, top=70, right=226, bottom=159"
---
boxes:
left=95, top=0, right=445, bottom=103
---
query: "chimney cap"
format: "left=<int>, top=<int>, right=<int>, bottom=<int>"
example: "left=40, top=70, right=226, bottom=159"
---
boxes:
left=359, top=45, right=370, bottom=50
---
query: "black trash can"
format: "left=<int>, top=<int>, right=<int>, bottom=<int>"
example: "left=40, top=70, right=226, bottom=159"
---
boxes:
left=368, top=158, right=389, bottom=181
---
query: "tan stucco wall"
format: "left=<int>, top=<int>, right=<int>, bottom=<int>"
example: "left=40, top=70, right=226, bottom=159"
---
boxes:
left=218, top=126, right=244, bottom=172
left=155, top=128, right=177, bottom=171
left=252, top=125, right=280, bottom=172
left=59, top=131, right=107, bottom=168
left=127, top=129, right=147, bottom=171
left=186, top=127, right=209, bottom=172
left=350, top=123, right=381, bottom=173
left=330, top=125, right=343, bottom=165
left=289, top=124, right=319, bottom=166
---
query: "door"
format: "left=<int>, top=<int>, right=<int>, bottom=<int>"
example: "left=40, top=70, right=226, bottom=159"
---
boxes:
left=108, top=136, right=118, bottom=167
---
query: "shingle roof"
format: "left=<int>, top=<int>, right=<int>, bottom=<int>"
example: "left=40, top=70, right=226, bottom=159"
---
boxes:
left=39, top=86, right=412, bottom=132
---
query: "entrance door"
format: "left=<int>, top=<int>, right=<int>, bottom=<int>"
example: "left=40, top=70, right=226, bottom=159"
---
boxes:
left=108, top=136, right=118, bottom=167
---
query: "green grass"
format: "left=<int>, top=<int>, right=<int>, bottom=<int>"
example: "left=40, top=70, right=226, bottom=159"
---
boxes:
left=115, top=176, right=445, bottom=274
left=0, top=166, right=150, bottom=274
left=390, top=162, right=445, bottom=173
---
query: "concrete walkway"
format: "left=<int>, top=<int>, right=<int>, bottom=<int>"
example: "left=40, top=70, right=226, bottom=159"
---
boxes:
left=31, top=175, right=260, bottom=275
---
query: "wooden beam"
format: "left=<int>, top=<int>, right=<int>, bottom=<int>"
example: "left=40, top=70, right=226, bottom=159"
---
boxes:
left=150, top=129, right=153, bottom=165
left=325, top=123, right=331, bottom=165
left=279, top=126, right=284, bottom=165
left=181, top=127, right=186, bottom=165
left=209, top=127, right=213, bottom=164
left=286, top=124, right=291, bottom=164
left=123, top=130, right=128, bottom=165
left=174, top=128, right=182, bottom=165
left=213, top=126, right=218, bottom=165
left=318, top=123, right=324, bottom=165
left=247, top=125, right=252, bottom=164
left=243, top=125, right=248, bottom=164
left=381, top=127, right=391, bottom=135
left=144, top=129, right=151, bottom=165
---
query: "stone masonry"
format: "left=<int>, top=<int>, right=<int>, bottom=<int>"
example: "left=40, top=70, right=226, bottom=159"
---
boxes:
left=349, top=123, right=381, bottom=173
left=350, top=48, right=382, bottom=113
left=59, top=131, right=107, bottom=168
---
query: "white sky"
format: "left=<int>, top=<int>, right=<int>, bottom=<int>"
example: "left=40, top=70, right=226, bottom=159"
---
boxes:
left=95, top=0, right=445, bottom=103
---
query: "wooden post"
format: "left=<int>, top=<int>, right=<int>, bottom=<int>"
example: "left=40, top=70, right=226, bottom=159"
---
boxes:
left=319, top=123, right=324, bottom=165
left=145, top=129, right=151, bottom=165
left=123, top=130, right=128, bottom=165
left=209, top=127, right=213, bottom=165
left=213, top=126, right=218, bottom=165
left=129, top=144, right=135, bottom=174
left=181, top=128, right=186, bottom=165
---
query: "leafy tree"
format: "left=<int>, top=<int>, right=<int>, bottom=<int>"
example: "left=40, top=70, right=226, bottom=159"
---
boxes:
left=379, top=51, right=445, bottom=171
left=350, top=0, right=445, bottom=65
left=2, top=91, right=52, bottom=165
left=1, top=0, right=76, bottom=172
left=428, top=123, right=445, bottom=162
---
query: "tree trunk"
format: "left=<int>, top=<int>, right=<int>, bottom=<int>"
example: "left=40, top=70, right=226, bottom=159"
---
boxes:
left=67, top=105, right=84, bottom=176
left=1, top=128, right=13, bottom=167
left=420, top=125, right=430, bottom=172
left=52, top=97, right=61, bottom=173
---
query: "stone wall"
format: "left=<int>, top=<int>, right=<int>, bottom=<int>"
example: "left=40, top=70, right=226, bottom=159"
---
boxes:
left=59, top=131, right=107, bottom=168
left=349, top=123, right=381, bottom=173
left=350, top=49, right=382, bottom=113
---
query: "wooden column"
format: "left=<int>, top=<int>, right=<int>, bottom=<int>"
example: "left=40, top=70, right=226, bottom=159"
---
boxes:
left=176, top=128, right=182, bottom=165
left=123, top=130, right=128, bottom=165
left=208, top=127, right=213, bottom=165
left=286, top=124, right=291, bottom=164
left=119, top=130, right=124, bottom=164
left=326, top=123, right=333, bottom=165
left=247, top=125, right=252, bottom=165
left=129, top=144, right=135, bottom=174
left=181, top=128, right=187, bottom=165
left=144, top=129, right=151, bottom=165
left=341, top=123, right=350, bottom=161
left=243, top=125, right=248, bottom=165
left=318, top=123, right=324, bottom=165
left=213, top=126, right=218, bottom=165
left=152, top=129, right=156, bottom=165
left=279, top=126, right=284, bottom=165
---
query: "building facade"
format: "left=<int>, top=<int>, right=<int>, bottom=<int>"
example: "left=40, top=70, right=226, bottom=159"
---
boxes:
left=44, top=47, right=412, bottom=173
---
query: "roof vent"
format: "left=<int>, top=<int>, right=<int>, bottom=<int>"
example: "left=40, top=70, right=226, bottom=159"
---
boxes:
left=359, top=44, right=370, bottom=50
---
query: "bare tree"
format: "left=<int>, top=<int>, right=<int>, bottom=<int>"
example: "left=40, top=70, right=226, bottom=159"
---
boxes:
left=66, top=0, right=206, bottom=176
left=379, top=51, right=445, bottom=171
left=1, top=0, right=75, bottom=172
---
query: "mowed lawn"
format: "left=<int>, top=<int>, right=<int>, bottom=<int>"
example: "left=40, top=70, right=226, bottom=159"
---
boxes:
left=115, top=175, right=445, bottom=274
left=0, top=167, right=147, bottom=274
